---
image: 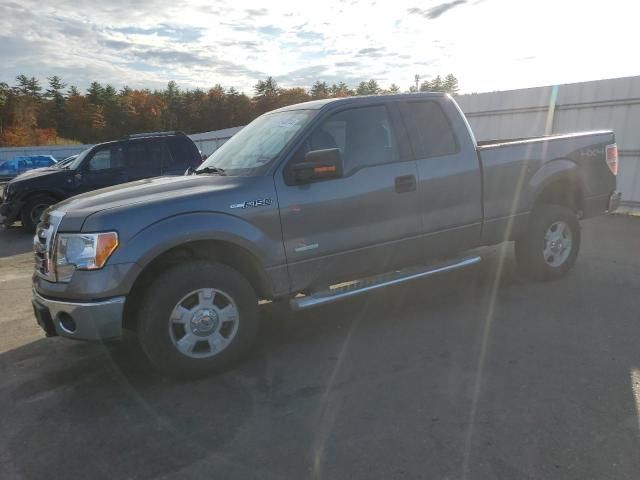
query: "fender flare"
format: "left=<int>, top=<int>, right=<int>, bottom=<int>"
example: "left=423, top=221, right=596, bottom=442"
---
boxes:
left=527, top=158, right=586, bottom=209
left=112, top=211, right=283, bottom=297
left=118, top=211, right=277, bottom=265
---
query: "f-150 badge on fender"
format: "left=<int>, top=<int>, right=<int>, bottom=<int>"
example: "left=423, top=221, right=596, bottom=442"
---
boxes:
left=230, top=198, right=273, bottom=209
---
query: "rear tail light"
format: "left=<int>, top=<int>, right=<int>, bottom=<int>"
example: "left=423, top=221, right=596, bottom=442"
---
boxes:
left=606, top=143, right=618, bottom=176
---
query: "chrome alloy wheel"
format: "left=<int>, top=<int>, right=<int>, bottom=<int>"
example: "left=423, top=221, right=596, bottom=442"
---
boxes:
left=168, top=288, right=240, bottom=358
left=543, top=221, right=573, bottom=267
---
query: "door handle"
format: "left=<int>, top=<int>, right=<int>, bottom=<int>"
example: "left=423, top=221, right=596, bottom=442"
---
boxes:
left=394, top=175, right=416, bottom=193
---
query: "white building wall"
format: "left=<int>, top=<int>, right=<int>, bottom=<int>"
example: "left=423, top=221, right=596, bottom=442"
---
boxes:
left=457, top=76, right=640, bottom=206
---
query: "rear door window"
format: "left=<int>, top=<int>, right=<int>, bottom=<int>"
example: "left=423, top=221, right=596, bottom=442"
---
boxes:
left=147, top=140, right=171, bottom=171
left=125, top=141, right=161, bottom=180
left=399, top=101, right=458, bottom=159
left=166, top=137, right=200, bottom=173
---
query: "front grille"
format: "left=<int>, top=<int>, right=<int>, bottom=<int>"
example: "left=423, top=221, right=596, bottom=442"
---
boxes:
left=33, top=211, right=64, bottom=281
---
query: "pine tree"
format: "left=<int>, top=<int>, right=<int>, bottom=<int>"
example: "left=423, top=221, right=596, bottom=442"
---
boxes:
left=330, top=82, right=352, bottom=97
left=45, top=76, right=67, bottom=100
left=87, top=82, right=104, bottom=105
left=310, top=80, right=330, bottom=98
left=254, top=77, right=279, bottom=97
left=443, top=74, right=459, bottom=95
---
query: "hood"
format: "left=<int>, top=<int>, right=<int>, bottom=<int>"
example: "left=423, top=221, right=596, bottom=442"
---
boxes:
left=53, top=174, right=277, bottom=233
left=10, top=167, right=68, bottom=183
left=53, top=174, right=254, bottom=229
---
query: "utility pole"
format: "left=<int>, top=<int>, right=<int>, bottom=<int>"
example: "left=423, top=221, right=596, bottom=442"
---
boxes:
left=414, top=74, right=420, bottom=92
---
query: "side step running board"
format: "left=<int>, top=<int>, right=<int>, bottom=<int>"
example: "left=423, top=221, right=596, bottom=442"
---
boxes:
left=290, top=256, right=481, bottom=311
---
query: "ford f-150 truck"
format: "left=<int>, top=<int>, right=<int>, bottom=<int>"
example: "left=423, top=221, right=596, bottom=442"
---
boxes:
left=31, top=93, right=620, bottom=377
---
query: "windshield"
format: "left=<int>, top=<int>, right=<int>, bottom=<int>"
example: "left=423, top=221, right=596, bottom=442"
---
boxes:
left=54, top=155, right=77, bottom=168
left=66, top=148, right=92, bottom=170
left=197, top=109, right=316, bottom=175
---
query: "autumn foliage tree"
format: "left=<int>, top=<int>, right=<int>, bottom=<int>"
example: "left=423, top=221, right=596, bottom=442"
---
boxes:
left=0, top=74, right=460, bottom=147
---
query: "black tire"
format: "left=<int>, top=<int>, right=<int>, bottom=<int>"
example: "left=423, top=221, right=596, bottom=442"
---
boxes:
left=136, top=260, right=260, bottom=378
left=515, top=204, right=581, bottom=281
left=21, top=195, right=57, bottom=232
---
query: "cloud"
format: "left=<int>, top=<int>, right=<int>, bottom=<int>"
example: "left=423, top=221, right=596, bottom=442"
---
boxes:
left=356, top=47, right=386, bottom=58
left=408, top=0, right=467, bottom=19
left=257, top=25, right=284, bottom=36
left=101, top=39, right=133, bottom=50
left=133, top=49, right=203, bottom=65
left=6, top=0, right=629, bottom=97
left=246, top=8, right=268, bottom=16
left=296, top=31, right=325, bottom=41
left=113, top=25, right=204, bottom=42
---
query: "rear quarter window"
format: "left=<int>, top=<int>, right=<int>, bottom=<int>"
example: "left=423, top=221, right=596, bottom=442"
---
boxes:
left=399, top=101, right=458, bottom=159
left=167, top=137, right=200, bottom=170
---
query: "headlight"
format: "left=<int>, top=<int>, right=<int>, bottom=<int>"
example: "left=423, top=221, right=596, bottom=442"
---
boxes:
left=3, top=183, right=14, bottom=200
left=55, top=232, right=119, bottom=282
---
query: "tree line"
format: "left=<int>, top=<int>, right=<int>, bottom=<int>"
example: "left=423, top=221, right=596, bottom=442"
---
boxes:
left=0, top=74, right=459, bottom=147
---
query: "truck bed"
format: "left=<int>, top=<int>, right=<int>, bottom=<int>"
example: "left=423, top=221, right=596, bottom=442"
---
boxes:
left=476, top=130, right=616, bottom=244
left=476, top=130, right=612, bottom=148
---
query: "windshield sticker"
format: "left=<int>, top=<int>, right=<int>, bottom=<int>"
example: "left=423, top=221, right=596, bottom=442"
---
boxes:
left=278, top=118, right=300, bottom=128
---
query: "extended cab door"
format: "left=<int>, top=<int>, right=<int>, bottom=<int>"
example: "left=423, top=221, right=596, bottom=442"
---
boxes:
left=397, top=99, right=483, bottom=259
left=76, top=143, right=128, bottom=193
left=275, top=103, right=422, bottom=292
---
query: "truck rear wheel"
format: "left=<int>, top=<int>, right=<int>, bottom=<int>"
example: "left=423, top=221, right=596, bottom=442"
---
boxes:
left=136, top=260, right=259, bottom=377
left=515, top=204, right=581, bottom=281
left=21, top=195, right=56, bottom=232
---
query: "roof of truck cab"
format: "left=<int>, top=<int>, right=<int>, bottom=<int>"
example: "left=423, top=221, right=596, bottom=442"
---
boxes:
left=270, top=92, right=449, bottom=113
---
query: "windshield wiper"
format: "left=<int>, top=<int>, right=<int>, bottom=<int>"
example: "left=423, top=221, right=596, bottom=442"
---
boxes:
left=195, top=166, right=226, bottom=175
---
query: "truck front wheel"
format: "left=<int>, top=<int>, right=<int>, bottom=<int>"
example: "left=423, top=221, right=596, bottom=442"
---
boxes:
left=136, top=261, right=260, bottom=377
left=515, top=204, right=581, bottom=281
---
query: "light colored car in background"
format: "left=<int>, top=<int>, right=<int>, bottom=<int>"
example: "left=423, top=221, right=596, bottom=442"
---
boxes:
left=0, top=155, right=57, bottom=182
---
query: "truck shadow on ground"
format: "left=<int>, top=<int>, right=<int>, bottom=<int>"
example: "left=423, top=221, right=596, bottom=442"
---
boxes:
left=1, top=250, right=522, bottom=479
left=4, top=242, right=640, bottom=479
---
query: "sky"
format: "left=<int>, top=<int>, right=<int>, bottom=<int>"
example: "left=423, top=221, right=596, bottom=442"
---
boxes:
left=1, top=0, right=638, bottom=95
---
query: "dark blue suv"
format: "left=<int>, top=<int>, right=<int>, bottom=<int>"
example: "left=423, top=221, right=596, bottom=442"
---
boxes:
left=1, top=132, right=201, bottom=231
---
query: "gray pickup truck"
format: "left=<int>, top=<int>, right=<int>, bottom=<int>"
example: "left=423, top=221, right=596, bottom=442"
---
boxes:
left=31, top=93, right=620, bottom=376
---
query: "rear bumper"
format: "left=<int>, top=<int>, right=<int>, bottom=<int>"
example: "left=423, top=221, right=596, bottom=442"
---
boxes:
left=607, top=190, right=622, bottom=213
left=583, top=191, right=621, bottom=218
left=32, top=290, right=125, bottom=341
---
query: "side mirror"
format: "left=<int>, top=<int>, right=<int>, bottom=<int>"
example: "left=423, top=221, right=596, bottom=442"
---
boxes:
left=293, top=148, right=343, bottom=183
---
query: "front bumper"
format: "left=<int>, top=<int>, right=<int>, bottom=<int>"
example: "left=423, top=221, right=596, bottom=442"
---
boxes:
left=32, top=290, right=125, bottom=341
left=0, top=199, right=22, bottom=224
